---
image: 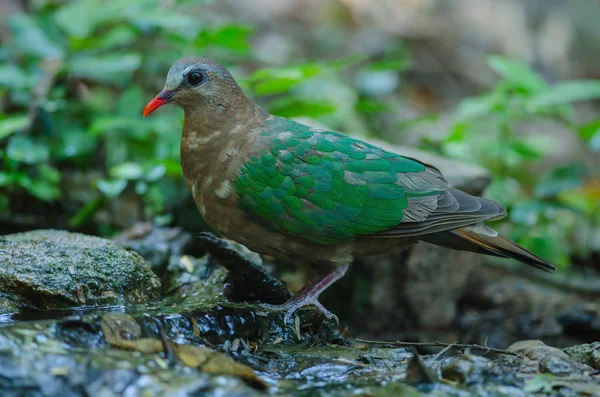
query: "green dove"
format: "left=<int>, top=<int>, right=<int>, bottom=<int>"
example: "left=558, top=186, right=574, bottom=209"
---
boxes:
left=144, top=57, right=554, bottom=322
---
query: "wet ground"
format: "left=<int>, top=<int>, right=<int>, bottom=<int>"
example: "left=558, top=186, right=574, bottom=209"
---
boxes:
left=0, top=229, right=599, bottom=396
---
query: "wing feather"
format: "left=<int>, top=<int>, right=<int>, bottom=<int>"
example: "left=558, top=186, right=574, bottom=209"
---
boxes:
left=235, top=118, right=505, bottom=244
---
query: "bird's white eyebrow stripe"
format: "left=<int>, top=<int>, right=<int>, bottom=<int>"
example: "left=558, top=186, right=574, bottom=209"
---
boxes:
left=182, top=65, right=197, bottom=75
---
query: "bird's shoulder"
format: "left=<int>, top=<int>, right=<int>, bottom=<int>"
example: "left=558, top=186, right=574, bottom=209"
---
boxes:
left=252, top=117, right=434, bottom=174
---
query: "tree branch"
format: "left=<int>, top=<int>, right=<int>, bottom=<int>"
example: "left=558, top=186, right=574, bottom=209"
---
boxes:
left=356, top=338, right=520, bottom=356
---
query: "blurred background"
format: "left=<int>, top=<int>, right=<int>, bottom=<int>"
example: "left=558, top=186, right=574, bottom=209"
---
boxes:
left=1, top=0, right=599, bottom=273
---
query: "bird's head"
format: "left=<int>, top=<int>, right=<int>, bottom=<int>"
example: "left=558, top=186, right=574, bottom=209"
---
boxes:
left=143, top=57, right=243, bottom=117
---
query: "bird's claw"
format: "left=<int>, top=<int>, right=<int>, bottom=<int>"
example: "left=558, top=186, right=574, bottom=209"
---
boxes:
left=260, top=298, right=338, bottom=325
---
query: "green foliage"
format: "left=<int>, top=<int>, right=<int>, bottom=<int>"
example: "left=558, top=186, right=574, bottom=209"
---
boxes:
left=436, top=55, right=600, bottom=268
left=0, top=0, right=253, bottom=228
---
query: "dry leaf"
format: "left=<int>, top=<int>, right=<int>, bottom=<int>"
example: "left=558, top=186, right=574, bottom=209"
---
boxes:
left=180, top=255, right=195, bottom=273
left=174, top=344, right=266, bottom=389
left=101, top=313, right=163, bottom=354
left=101, top=313, right=142, bottom=345
left=191, top=318, right=200, bottom=337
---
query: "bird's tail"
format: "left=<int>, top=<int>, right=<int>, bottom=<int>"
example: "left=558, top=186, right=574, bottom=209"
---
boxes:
left=421, top=223, right=556, bottom=273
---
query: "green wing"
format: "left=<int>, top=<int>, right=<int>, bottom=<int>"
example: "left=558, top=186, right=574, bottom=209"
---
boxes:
left=235, top=118, right=445, bottom=244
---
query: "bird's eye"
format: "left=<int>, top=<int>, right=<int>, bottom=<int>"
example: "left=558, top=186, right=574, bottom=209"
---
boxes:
left=187, top=71, right=204, bottom=86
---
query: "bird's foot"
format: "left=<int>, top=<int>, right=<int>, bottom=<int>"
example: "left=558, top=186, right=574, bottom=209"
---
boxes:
left=260, top=263, right=349, bottom=324
left=260, top=298, right=339, bottom=324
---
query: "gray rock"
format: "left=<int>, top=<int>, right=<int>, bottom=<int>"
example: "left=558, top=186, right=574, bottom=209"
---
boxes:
left=0, top=230, right=161, bottom=311
left=112, top=223, right=193, bottom=272
left=540, top=355, right=572, bottom=375
left=564, top=342, right=600, bottom=369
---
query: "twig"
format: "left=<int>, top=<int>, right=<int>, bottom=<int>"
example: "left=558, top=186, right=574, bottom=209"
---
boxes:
left=431, top=341, right=457, bottom=361
left=356, top=338, right=519, bottom=356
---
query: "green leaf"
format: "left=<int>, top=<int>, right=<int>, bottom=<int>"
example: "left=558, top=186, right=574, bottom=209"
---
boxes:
left=508, top=139, right=545, bottom=160
left=457, top=93, right=504, bottom=118
left=0, top=115, right=28, bottom=140
left=268, top=97, right=336, bottom=118
left=117, top=87, right=145, bottom=117
left=37, top=164, right=61, bottom=184
left=487, top=55, right=547, bottom=92
left=89, top=116, right=136, bottom=136
left=135, top=180, right=148, bottom=195
left=485, top=177, right=525, bottom=207
left=110, top=162, right=144, bottom=180
left=356, top=98, right=391, bottom=114
left=251, top=64, right=322, bottom=95
left=578, top=119, right=600, bottom=151
left=396, top=114, right=438, bottom=131
left=509, top=200, right=563, bottom=226
left=160, top=159, right=183, bottom=177
left=54, top=128, right=97, bottom=159
left=96, top=26, right=138, bottom=50
left=253, top=78, right=298, bottom=96
left=67, top=53, right=141, bottom=85
left=133, top=12, right=198, bottom=35
left=69, top=197, right=106, bottom=228
left=144, top=164, right=166, bottom=182
left=11, top=164, right=62, bottom=202
left=579, top=119, right=600, bottom=141
left=0, top=172, right=15, bottom=186
left=528, top=80, right=600, bottom=108
left=0, top=64, right=31, bottom=91
left=6, top=135, right=50, bottom=164
left=196, top=25, right=254, bottom=52
left=97, top=179, right=127, bottom=199
left=26, top=180, right=61, bottom=201
left=55, top=0, right=130, bottom=38
left=8, top=14, right=64, bottom=59
left=55, top=0, right=103, bottom=38
left=444, top=121, right=470, bottom=143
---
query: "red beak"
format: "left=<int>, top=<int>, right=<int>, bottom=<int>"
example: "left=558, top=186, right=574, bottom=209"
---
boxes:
left=143, top=90, right=176, bottom=117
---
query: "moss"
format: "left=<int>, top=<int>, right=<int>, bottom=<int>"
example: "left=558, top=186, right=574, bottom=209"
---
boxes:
left=0, top=230, right=161, bottom=309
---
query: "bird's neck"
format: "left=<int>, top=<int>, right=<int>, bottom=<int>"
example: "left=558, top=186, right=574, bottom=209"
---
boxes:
left=180, top=101, right=269, bottom=193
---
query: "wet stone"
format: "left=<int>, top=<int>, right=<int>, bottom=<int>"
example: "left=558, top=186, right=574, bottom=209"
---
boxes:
left=113, top=223, right=194, bottom=273
left=0, top=229, right=161, bottom=312
left=564, top=342, right=600, bottom=369
left=539, top=355, right=572, bottom=375
left=440, top=355, right=497, bottom=384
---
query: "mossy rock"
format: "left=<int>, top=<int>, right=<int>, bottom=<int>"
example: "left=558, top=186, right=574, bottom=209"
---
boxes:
left=0, top=230, right=161, bottom=311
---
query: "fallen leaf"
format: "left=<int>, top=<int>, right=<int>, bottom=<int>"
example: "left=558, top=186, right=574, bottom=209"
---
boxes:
left=110, top=338, right=164, bottom=354
left=174, top=344, right=266, bottom=389
left=191, top=318, right=200, bottom=337
left=50, top=367, right=70, bottom=376
left=101, top=313, right=142, bottom=345
left=180, top=255, right=195, bottom=273
left=294, top=316, right=301, bottom=341
left=101, top=313, right=163, bottom=354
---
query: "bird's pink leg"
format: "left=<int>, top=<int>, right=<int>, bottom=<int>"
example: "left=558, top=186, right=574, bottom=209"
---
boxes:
left=261, top=263, right=349, bottom=323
